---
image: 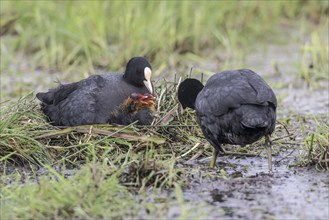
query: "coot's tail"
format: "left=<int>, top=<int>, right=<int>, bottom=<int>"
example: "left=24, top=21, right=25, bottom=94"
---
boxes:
left=36, top=82, right=79, bottom=105
left=36, top=91, right=54, bottom=104
left=240, top=104, right=274, bottom=130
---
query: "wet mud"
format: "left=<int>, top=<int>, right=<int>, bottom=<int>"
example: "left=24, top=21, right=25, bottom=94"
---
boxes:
left=182, top=155, right=329, bottom=219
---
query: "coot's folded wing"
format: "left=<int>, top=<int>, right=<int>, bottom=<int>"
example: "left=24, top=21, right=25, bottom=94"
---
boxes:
left=36, top=82, right=79, bottom=105
left=196, top=70, right=276, bottom=117
left=37, top=75, right=107, bottom=126
left=239, top=69, right=277, bottom=108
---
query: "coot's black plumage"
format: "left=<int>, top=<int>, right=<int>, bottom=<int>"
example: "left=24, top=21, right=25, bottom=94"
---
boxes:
left=178, top=69, right=277, bottom=170
left=36, top=57, right=153, bottom=126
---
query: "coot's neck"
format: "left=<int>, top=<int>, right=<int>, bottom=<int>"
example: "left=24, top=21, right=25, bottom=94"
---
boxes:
left=186, top=89, right=201, bottom=110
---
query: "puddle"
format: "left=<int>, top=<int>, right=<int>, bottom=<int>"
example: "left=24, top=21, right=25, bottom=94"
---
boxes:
left=182, top=155, right=329, bottom=219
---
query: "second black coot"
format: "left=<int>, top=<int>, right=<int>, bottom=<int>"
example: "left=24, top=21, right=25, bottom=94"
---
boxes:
left=36, top=57, right=153, bottom=126
left=178, top=69, right=277, bottom=170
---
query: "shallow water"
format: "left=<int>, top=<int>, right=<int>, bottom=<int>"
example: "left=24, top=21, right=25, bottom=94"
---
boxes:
left=181, top=155, right=329, bottom=219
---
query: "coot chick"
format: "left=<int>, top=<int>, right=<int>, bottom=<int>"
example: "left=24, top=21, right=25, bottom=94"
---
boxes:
left=36, top=57, right=153, bottom=126
left=108, top=93, right=155, bottom=125
left=178, top=69, right=277, bottom=170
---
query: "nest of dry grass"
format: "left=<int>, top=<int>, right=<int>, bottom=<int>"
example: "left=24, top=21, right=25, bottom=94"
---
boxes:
left=0, top=79, right=210, bottom=183
left=1, top=79, right=328, bottom=178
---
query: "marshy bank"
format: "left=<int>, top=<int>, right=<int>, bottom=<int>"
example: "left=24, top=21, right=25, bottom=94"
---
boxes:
left=1, top=1, right=328, bottom=219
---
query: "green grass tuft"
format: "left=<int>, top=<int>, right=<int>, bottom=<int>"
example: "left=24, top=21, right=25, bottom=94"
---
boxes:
left=297, top=30, right=329, bottom=86
left=298, top=116, right=329, bottom=171
left=0, top=163, right=211, bottom=219
left=1, top=1, right=328, bottom=73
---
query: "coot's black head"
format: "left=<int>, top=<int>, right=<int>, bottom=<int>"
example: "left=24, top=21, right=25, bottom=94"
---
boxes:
left=178, top=78, right=204, bottom=110
left=123, top=57, right=153, bottom=94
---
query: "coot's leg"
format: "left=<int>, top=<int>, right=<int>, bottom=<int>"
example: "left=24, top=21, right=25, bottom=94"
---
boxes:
left=210, top=146, right=221, bottom=168
left=265, top=135, right=272, bottom=172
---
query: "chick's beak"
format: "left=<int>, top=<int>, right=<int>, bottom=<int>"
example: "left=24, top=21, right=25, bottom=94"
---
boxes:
left=140, top=94, right=155, bottom=105
left=143, top=67, right=153, bottom=94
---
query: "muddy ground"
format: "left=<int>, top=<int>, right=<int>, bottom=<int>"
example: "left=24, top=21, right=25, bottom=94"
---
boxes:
left=176, top=155, right=329, bottom=219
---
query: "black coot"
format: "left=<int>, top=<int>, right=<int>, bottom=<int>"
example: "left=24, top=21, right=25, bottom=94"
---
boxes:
left=36, top=57, right=153, bottom=126
left=178, top=69, right=277, bottom=170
